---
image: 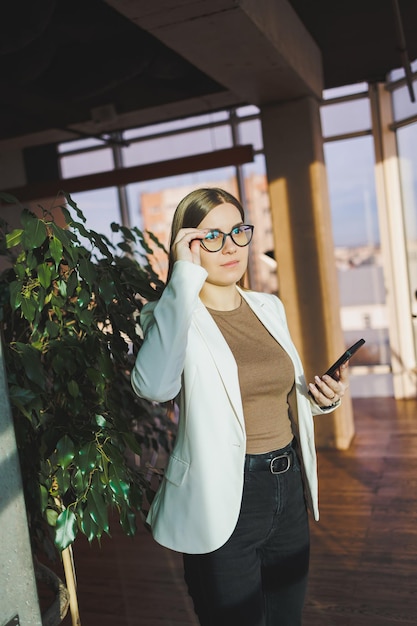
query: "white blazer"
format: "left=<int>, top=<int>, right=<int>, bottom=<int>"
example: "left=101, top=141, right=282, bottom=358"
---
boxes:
left=131, top=261, right=338, bottom=554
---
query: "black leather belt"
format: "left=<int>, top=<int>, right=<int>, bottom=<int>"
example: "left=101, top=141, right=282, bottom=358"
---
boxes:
left=244, top=441, right=294, bottom=474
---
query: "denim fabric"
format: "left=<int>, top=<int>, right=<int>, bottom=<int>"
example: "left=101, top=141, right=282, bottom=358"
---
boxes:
left=183, top=442, right=310, bottom=626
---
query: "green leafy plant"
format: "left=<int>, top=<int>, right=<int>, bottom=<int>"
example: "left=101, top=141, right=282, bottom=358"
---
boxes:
left=0, top=192, right=173, bottom=557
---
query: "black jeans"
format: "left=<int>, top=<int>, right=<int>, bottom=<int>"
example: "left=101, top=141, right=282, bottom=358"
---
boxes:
left=183, top=441, right=310, bottom=626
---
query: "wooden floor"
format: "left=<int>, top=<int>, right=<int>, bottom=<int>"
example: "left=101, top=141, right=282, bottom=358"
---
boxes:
left=53, top=397, right=417, bottom=626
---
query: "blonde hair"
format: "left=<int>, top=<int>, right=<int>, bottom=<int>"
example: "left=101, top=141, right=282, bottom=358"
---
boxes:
left=167, top=187, right=245, bottom=282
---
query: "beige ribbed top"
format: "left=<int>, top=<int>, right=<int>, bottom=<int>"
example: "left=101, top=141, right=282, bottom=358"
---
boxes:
left=208, top=298, right=295, bottom=454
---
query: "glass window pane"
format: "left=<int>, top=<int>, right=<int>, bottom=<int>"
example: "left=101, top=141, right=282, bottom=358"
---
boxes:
left=325, top=136, right=379, bottom=247
left=392, top=81, right=417, bottom=121
left=65, top=187, right=122, bottom=248
left=397, top=122, right=417, bottom=319
left=241, top=155, right=277, bottom=295
left=238, top=118, right=264, bottom=151
left=60, top=149, right=114, bottom=178
left=236, top=105, right=260, bottom=117
left=124, top=111, right=229, bottom=140
left=324, top=136, right=389, bottom=369
left=323, top=83, right=368, bottom=100
left=58, top=137, right=106, bottom=153
left=321, top=98, right=371, bottom=137
left=122, top=126, right=233, bottom=168
left=388, top=59, right=417, bottom=82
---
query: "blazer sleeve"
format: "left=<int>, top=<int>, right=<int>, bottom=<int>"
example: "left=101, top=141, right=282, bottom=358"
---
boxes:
left=131, top=261, right=208, bottom=402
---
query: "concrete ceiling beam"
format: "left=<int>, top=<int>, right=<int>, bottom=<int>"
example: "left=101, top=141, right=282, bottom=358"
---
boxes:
left=106, top=0, right=324, bottom=105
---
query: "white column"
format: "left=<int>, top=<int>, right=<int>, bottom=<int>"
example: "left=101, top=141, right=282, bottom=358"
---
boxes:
left=369, top=83, right=417, bottom=398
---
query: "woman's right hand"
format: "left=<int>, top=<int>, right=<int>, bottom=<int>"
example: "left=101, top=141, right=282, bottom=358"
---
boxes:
left=171, top=228, right=210, bottom=266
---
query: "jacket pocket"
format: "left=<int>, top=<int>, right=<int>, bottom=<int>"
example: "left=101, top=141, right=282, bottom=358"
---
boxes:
left=164, top=455, right=189, bottom=486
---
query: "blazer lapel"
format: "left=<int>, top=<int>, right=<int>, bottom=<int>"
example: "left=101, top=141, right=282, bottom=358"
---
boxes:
left=193, top=301, right=245, bottom=430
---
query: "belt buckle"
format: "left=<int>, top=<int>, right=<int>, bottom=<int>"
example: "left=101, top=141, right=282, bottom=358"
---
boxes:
left=270, top=453, right=291, bottom=474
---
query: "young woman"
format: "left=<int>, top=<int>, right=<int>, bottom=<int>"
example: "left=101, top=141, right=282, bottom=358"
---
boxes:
left=131, top=187, right=348, bottom=626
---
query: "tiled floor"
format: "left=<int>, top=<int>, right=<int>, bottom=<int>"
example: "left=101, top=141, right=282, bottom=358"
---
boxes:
left=49, top=397, right=417, bottom=625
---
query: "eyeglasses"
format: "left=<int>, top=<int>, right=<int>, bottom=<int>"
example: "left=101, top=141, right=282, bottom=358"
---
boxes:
left=200, top=224, right=254, bottom=253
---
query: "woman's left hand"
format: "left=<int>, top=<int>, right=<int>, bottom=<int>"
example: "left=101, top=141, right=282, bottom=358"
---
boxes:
left=308, top=362, right=349, bottom=408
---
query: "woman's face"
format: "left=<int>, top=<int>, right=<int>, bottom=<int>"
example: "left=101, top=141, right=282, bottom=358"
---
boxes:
left=197, top=202, right=249, bottom=287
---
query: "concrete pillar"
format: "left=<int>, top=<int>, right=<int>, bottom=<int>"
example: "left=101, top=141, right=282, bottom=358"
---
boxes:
left=0, top=340, right=42, bottom=625
left=261, top=97, right=354, bottom=449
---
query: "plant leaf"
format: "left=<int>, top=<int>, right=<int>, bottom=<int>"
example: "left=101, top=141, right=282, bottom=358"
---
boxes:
left=95, top=414, right=107, bottom=428
left=66, top=269, right=78, bottom=297
left=57, top=278, right=67, bottom=298
left=45, top=319, right=60, bottom=338
left=117, top=241, right=133, bottom=253
left=88, top=486, right=109, bottom=533
left=14, top=343, right=45, bottom=389
left=120, top=225, right=135, bottom=241
left=62, top=191, right=87, bottom=223
left=38, top=262, right=53, bottom=289
left=50, top=223, right=77, bottom=262
left=55, top=507, right=77, bottom=550
left=21, top=296, right=37, bottom=323
left=49, top=236, right=63, bottom=266
left=77, top=442, right=98, bottom=475
left=9, top=281, right=22, bottom=309
left=86, top=235, right=111, bottom=261
left=147, top=230, right=168, bottom=253
left=77, top=288, right=91, bottom=308
left=87, top=369, right=104, bottom=387
left=55, top=465, right=71, bottom=494
left=46, top=508, right=59, bottom=526
left=6, top=228, right=23, bottom=248
left=120, top=509, right=137, bottom=536
left=21, top=217, right=47, bottom=249
left=67, top=380, right=79, bottom=398
left=72, top=220, right=91, bottom=239
left=8, top=385, right=38, bottom=405
left=108, top=464, right=130, bottom=502
left=98, top=276, right=115, bottom=305
left=39, top=485, right=49, bottom=512
left=56, top=435, right=75, bottom=470
left=79, top=258, right=97, bottom=287
left=78, top=308, right=94, bottom=327
left=80, top=508, right=99, bottom=542
left=71, top=469, right=85, bottom=496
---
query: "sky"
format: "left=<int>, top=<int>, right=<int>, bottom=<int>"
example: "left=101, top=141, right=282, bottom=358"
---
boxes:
left=324, top=136, right=380, bottom=248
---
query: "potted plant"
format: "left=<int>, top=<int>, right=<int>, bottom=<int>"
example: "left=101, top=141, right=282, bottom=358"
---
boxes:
left=0, top=192, right=173, bottom=625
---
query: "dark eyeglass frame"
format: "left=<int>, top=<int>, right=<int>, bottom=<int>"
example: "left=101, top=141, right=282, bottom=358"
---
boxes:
left=200, top=224, right=254, bottom=253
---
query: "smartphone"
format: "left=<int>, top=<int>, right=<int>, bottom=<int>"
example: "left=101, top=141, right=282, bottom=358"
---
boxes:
left=324, top=338, right=365, bottom=380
